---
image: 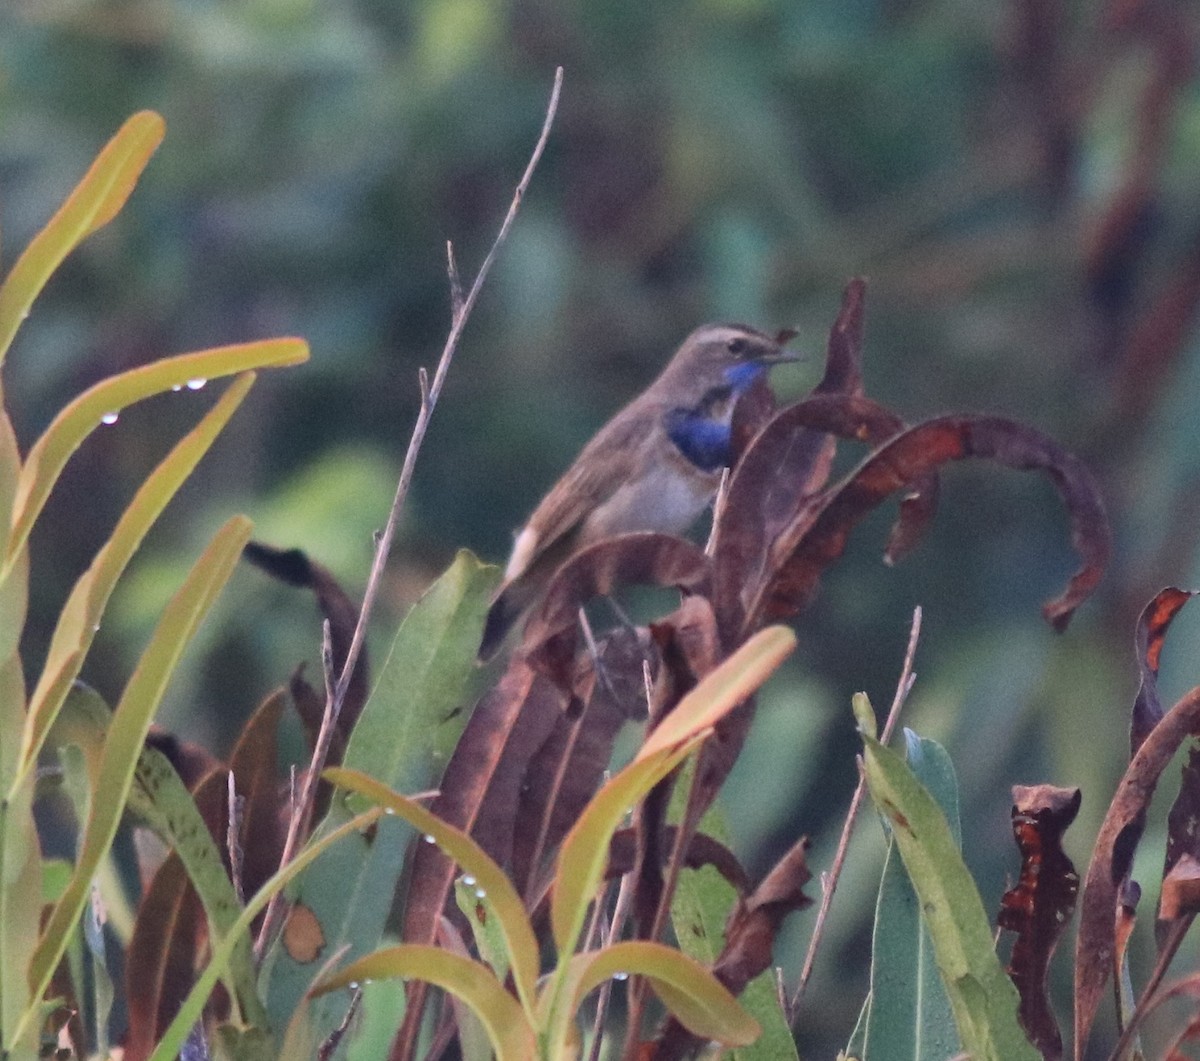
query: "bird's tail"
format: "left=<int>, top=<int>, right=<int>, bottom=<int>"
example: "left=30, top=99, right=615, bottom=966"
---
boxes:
left=478, top=583, right=529, bottom=662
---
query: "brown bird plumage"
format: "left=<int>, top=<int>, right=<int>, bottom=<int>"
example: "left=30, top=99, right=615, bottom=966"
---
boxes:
left=479, top=322, right=796, bottom=660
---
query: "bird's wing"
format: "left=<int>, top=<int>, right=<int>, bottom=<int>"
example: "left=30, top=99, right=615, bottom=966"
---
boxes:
left=504, top=405, right=654, bottom=582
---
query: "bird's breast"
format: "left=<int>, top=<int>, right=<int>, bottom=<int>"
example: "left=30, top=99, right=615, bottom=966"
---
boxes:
left=581, top=447, right=720, bottom=542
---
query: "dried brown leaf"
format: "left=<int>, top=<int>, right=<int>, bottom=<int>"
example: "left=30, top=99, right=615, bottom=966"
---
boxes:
left=124, top=855, right=204, bottom=1061
left=713, top=392, right=926, bottom=638
left=243, top=541, right=369, bottom=736
left=1131, top=587, right=1197, bottom=755
left=712, top=279, right=872, bottom=640
left=1164, top=748, right=1200, bottom=909
left=227, top=687, right=289, bottom=898
left=997, top=784, right=1081, bottom=1061
left=1075, top=685, right=1200, bottom=1059
left=396, top=658, right=565, bottom=1057
left=520, top=533, right=712, bottom=688
left=510, top=625, right=654, bottom=899
left=750, top=415, right=1111, bottom=633
left=1160, top=854, right=1200, bottom=921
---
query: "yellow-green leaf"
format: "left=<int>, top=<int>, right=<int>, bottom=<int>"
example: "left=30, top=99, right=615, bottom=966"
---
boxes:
left=0, top=410, right=27, bottom=665
left=551, top=741, right=699, bottom=961
left=637, top=626, right=796, bottom=761
left=323, top=766, right=540, bottom=1016
left=0, top=111, right=164, bottom=370
left=16, top=374, right=257, bottom=785
left=0, top=659, right=41, bottom=1054
left=25, top=516, right=253, bottom=1024
left=311, top=945, right=537, bottom=1061
left=149, top=807, right=383, bottom=1061
left=5, top=341, right=306, bottom=573
left=560, top=941, right=760, bottom=1047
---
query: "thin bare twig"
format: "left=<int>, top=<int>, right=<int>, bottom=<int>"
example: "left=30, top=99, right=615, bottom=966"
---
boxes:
left=791, top=605, right=922, bottom=1019
left=255, top=620, right=337, bottom=958
left=252, top=68, right=563, bottom=968
left=446, top=241, right=464, bottom=318
left=588, top=869, right=637, bottom=1061
left=339, top=62, right=563, bottom=734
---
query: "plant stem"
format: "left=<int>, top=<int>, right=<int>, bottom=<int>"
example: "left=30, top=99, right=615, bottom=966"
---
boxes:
left=253, top=67, right=563, bottom=968
left=790, top=605, right=922, bottom=1020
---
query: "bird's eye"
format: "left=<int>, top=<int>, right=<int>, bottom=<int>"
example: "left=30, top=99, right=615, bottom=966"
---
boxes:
left=726, top=337, right=749, bottom=356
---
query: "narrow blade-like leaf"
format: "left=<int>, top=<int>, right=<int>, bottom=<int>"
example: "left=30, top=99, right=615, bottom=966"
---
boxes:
left=860, top=729, right=1039, bottom=1061
left=556, top=941, right=760, bottom=1048
left=6, top=341, right=306, bottom=571
left=311, top=945, right=537, bottom=1061
left=26, top=516, right=253, bottom=1018
left=17, top=374, right=257, bottom=783
left=323, top=767, right=539, bottom=1016
left=0, top=111, right=164, bottom=369
left=148, top=807, right=383, bottom=1061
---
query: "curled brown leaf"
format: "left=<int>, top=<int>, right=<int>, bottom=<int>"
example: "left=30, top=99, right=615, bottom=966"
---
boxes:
left=997, top=784, right=1081, bottom=1061
left=748, top=415, right=1111, bottom=633
left=1075, top=685, right=1200, bottom=1059
left=1131, top=587, right=1197, bottom=755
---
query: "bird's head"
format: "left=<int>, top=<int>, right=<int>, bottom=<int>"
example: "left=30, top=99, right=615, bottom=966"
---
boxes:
left=655, top=323, right=800, bottom=401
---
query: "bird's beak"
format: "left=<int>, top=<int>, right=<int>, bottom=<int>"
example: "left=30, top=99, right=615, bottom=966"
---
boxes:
left=757, top=345, right=802, bottom=366
left=760, top=328, right=802, bottom=365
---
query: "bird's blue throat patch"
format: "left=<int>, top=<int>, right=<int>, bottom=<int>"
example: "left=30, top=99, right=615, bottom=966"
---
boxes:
left=665, top=408, right=732, bottom=472
left=723, top=360, right=765, bottom=394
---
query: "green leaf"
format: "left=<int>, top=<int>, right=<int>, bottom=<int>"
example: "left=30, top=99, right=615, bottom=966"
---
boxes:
left=0, top=662, right=42, bottom=1059
left=25, top=516, right=253, bottom=1028
left=856, top=729, right=961, bottom=1060
left=311, top=945, right=537, bottom=1061
left=6, top=341, right=307, bottom=574
left=345, top=979, right=407, bottom=1061
left=455, top=874, right=511, bottom=985
left=673, top=858, right=800, bottom=1060
left=0, top=410, right=28, bottom=666
left=346, top=549, right=500, bottom=786
left=128, top=745, right=267, bottom=1028
left=149, top=806, right=384, bottom=1061
left=321, top=767, right=539, bottom=1016
left=860, top=728, right=1039, bottom=1061
left=551, top=742, right=699, bottom=961
left=17, top=374, right=257, bottom=784
left=0, top=111, right=164, bottom=371
left=260, top=552, right=496, bottom=1037
left=212, top=1023, right=274, bottom=1061
left=41, top=859, right=72, bottom=904
left=555, top=941, right=760, bottom=1047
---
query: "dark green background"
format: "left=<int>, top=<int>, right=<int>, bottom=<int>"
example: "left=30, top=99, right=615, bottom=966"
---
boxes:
left=4, top=0, right=1200, bottom=1053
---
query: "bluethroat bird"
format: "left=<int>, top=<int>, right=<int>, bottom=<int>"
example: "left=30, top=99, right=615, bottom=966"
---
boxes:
left=479, top=323, right=798, bottom=660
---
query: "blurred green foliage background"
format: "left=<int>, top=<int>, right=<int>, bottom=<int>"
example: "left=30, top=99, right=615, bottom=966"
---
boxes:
left=4, top=0, right=1200, bottom=1053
